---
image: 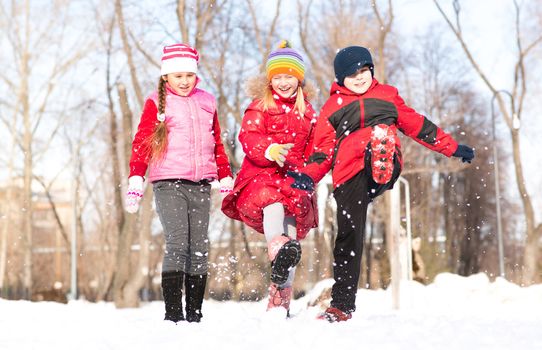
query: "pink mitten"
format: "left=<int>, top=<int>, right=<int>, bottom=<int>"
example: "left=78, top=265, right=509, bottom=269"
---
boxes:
left=125, top=176, right=144, bottom=213
left=219, top=176, right=234, bottom=199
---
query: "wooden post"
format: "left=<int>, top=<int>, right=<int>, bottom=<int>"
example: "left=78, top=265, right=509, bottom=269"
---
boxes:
left=387, top=186, right=401, bottom=310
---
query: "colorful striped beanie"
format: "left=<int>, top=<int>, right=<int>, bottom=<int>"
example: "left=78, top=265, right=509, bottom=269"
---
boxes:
left=266, top=40, right=305, bottom=82
left=161, top=43, right=199, bottom=75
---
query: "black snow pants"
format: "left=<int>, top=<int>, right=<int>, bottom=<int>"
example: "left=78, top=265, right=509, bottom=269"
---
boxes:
left=330, top=154, right=401, bottom=313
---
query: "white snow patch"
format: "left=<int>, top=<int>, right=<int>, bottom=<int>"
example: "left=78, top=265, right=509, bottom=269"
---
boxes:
left=1, top=273, right=541, bottom=350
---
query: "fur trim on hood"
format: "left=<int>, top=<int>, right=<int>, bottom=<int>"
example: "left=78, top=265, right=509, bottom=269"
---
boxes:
left=245, top=75, right=317, bottom=101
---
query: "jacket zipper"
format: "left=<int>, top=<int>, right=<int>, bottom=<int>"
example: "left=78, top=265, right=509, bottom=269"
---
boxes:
left=331, top=135, right=345, bottom=170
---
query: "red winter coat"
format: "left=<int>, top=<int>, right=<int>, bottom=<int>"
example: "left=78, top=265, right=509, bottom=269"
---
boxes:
left=221, top=78, right=318, bottom=239
left=302, top=80, right=459, bottom=188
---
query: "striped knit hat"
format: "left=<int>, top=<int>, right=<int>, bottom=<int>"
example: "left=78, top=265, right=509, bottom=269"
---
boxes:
left=266, top=40, right=305, bottom=82
left=161, top=43, right=199, bottom=75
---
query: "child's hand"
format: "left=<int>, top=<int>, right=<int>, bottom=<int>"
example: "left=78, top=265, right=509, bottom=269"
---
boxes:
left=452, top=144, right=475, bottom=163
left=266, top=143, right=294, bottom=167
left=286, top=171, right=314, bottom=192
left=125, top=176, right=144, bottom=213
left=219, top=176, right=234, bottom=199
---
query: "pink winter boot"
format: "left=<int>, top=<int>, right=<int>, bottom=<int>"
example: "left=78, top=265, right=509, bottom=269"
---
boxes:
left=370, top=124, right=396, bottom=184
left=267, top=283, right=292, bottom=314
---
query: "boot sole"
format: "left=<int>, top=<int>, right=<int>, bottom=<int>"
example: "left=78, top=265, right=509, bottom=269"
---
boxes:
left=270, top=240, right=301, bottom=285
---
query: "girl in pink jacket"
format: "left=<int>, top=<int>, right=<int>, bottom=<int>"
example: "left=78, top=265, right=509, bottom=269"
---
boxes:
left=126, top=43, right=232, bottom=323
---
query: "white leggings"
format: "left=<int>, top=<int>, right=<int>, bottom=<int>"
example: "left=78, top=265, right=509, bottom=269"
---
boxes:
left=263, top=202, right=297, bottom=287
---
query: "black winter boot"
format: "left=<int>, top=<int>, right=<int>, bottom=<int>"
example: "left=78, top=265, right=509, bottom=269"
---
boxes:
left=270, top=237, right=302, bottom=285
left=185, top=274, right=207, bottom=323
left=161, top=270, right=185, bottom=323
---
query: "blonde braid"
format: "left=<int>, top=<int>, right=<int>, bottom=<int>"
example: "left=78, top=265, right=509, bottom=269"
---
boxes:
left=158, top=77, right=166, bottom=115
left=149, top=77, right=169, bottom=163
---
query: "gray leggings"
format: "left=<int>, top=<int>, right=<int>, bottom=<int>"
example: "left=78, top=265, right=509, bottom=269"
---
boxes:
left=263, top=202, right=297, bottom=287
left=153, top=179, right=211, bottom=275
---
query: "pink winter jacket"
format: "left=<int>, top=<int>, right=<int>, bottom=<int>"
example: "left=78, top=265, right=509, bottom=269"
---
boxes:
left=129, top=83, right=232, bottom=182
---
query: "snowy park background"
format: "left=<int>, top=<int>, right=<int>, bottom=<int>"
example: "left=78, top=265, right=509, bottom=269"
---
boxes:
left=1, top=0, right=542, bottom=349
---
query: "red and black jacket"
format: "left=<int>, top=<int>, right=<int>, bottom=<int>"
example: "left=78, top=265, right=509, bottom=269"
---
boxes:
left=302, top=80, right=459, bottom=188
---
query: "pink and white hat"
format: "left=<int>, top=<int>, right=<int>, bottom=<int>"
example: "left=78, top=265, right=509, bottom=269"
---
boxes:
left=161, top=43, right=199, bottom=75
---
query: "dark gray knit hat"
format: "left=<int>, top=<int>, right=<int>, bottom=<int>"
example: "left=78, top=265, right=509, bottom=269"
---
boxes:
left=334, top=46, right=374, bottom=86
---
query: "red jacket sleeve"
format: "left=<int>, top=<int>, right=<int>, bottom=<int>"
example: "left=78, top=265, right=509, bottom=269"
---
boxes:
left=302, top=104, right=318, bottom=165
left=129, top=99, right=159, bottom=178
left=394, top=90, right=458, bottom=157
left=212, top=111, right=233, bottom=179
left=238, top=107, right=276, bottom=167
left=301, top=102, right=337, bottom=183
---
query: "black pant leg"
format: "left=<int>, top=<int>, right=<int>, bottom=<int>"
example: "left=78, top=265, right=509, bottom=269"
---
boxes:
left=330, top=171, right=371, bottom=313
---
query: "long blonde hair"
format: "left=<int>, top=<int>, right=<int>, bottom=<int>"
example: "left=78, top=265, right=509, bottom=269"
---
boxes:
left=260, top=84, right=307, bottom=116
left=144, top=77, right=169, bottom=163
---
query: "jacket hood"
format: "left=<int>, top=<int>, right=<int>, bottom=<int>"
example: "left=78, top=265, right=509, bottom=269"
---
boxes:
left=245, top=75, right=317, bottom=101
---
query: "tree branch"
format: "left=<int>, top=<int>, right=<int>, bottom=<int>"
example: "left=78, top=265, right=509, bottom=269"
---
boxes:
left=177, top=0, right=190, bottom=43
left=127, top=29, right=160, bottom=69
left=115, top=0, right=144, bottom=108
left=33, top=175, right=70, bottom=247
left=433, top=0, right=498, bottom=96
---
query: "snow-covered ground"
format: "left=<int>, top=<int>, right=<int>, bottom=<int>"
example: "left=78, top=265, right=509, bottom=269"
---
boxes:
left=2, top=273, right=541, bottom=350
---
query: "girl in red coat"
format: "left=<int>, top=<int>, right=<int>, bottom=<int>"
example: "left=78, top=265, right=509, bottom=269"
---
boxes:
left=289, top=46, right=475, bottom=322
left=222, top=41, right=318, bottom=316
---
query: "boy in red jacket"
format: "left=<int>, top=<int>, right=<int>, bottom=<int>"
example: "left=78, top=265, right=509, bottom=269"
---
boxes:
left=288, top=46, right=474, bottom=322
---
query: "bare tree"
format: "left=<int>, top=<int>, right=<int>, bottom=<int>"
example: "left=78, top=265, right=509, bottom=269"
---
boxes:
left=102, top=4, right=151, bottom=307
left=371, top=0, right=394, bottom=84
left=0, top=0, right=89, bottom=298
left=114, top=0, right=145, bottom=109
left=297, top=0, right=381, bottom=98
left=0, top=120, right=17, bottom=295
left=434, top=0, right=542, bottom=284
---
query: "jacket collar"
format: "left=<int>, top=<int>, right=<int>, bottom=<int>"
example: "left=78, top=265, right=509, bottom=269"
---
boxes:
left=271, top=88, right=298, bottom=105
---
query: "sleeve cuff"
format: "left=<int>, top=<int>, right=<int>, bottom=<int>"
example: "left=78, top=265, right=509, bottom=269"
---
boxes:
left=129, top=162, right=148, bottom=178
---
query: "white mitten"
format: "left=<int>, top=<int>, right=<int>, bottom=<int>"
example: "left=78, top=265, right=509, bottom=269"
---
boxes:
left=125, top=176, right=144, bottom=213
left=219, top=176, right=234, bottom=198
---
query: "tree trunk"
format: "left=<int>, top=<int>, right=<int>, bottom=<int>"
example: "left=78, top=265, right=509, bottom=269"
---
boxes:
left=112, top=83, right=145, bottom=308
left=0, top=183, right=12, bottom=296
left=0, top=102, right=19, bottom=295
left=117, top=83, right=153, bottom=306
left=512, top=128, right=541, bottom=284
left=21, top=1, right=33, bottom=297
left=109, top=82, right=133, bottom=306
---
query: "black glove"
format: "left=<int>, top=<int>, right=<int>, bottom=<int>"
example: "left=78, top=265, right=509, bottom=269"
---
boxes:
left=453, top=144, right=475, bottom=163
left=286, top=171, right=314, bottom=192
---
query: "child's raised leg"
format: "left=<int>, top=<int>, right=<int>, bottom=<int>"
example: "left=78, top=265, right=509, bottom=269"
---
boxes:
left=264, top=205, right=299, bottom=315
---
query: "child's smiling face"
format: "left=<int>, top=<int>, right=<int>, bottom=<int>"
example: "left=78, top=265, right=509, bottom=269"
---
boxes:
left=270, top=74, right=299, bottom=98
left=164, top=72, right=197, bottom=96
left=343, top=67, right=372, bottom=94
